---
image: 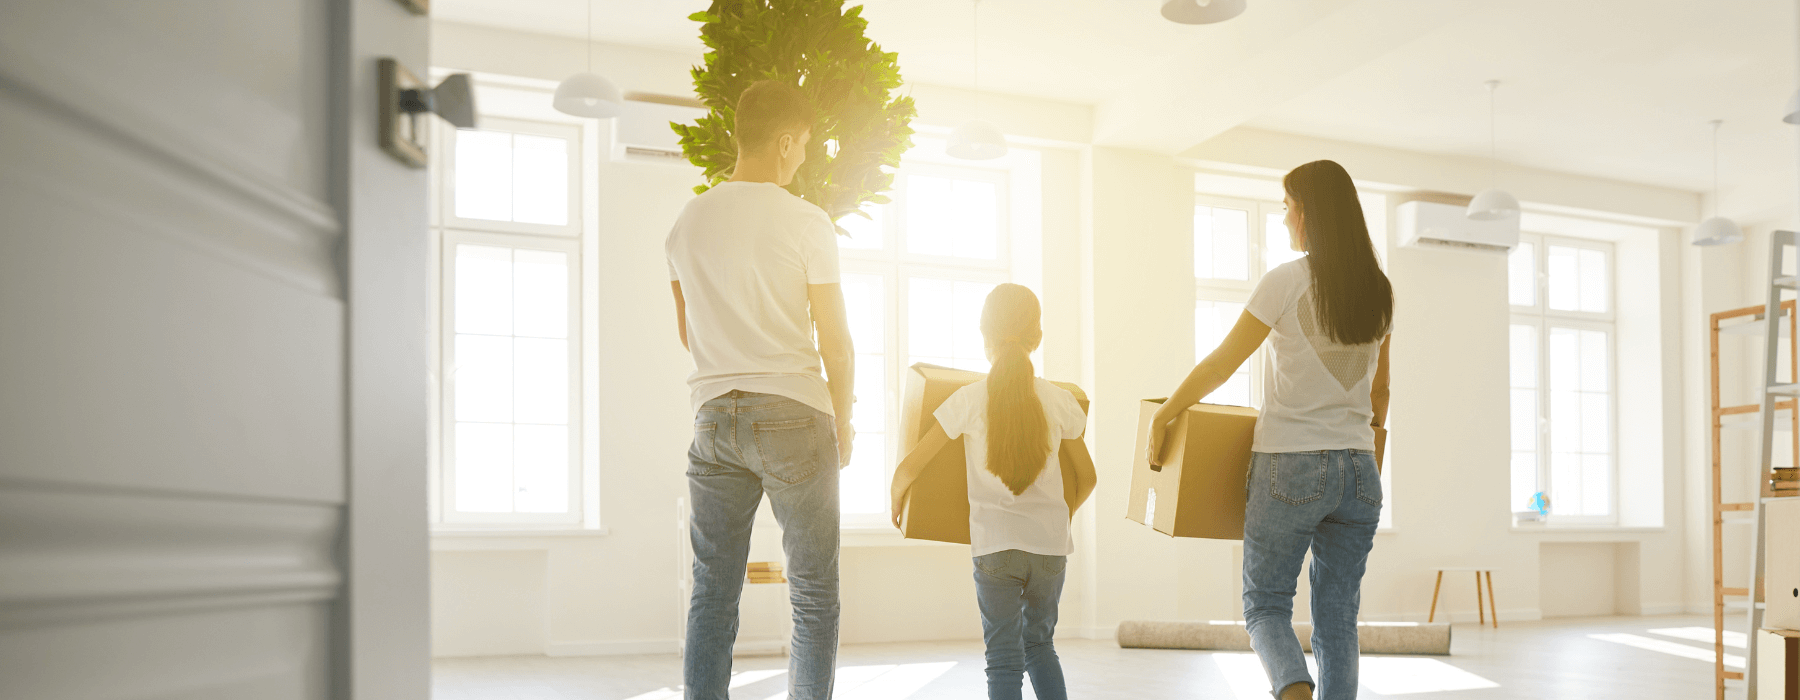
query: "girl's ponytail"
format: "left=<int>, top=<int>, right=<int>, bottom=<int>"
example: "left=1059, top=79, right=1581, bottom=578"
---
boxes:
left=982, top=284, right=1050, bottom=495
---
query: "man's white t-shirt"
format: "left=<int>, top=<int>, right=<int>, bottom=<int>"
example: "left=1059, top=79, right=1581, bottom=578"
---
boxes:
left=666, top=181, right=841, bottom=416
left=934, top=378, right=1087, bottom=558
left=1244, top=258, right=1389, bottom=454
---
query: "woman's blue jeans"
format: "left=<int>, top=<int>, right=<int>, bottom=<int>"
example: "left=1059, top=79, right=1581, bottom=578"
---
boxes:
left=973, top=549, right=1069, bottom=700
left=684, top=391, right=841, bottom=700
left=1242, top=450, right=1381, bottom=700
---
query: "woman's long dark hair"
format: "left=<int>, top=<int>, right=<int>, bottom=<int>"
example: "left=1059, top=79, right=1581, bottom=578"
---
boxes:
left=1284, top=160, right=1393, bottom=345
left=981, top=284, right=1050, bottom=496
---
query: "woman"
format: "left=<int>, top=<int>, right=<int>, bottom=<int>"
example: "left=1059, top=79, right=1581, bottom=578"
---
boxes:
left=1148, top=160, right=1392, bottom=700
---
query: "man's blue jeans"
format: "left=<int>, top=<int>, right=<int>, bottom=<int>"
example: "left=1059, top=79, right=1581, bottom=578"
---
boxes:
left=1242, top=450, right=1381, bottom=700
left=973, top=549, right=1068, bottom=700
left=684, top=391, right=841, bottom=700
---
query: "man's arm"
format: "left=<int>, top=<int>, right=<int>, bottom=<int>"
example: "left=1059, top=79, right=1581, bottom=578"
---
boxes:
left=808, top=282, right=855, bottom=466
left=671, top=281, right=689, bottom=352
left=1371, top=334, right=1391, bottom=428
left=891, top=424, right=950, bottom=529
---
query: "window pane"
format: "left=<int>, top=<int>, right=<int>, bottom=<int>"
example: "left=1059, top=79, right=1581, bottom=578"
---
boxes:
left=455, top=334, right=513, bottom=423
left=1509, top=324, right=1536, bottom=389
left=1508, top=242, right=1536, bottom=307
left=512, top=424, right=568, bottom=512
left=1511, top=451, right=1538, bottom=512
left=1547, top=246, right=1580, bottom=311
left=513, top=249, right=568, bottom=339
left=1580, top=329, right=1608, bottom=392
left=454, top=130, right=513, bottom=221
left=853, top=357, right=886, bottom=434
left=1580, top=392, right=1609, bottom=453
left=840, top=432, right=887, bottom=514
left=455, top=245, right=513, bottom=336
left=842, top=273, right=886, bottom=349
left=1550, top=452, right=1581, bottom=515
left=511, top=134, right=569, bottom=226
left=908, top=278, right=994, bottom=372
left=1510, top=389, right=1536, bottom=451
left=1550, top=389, right=1580, bottom=453
left=906, top=176, right=999, bottom=260
left=905, top=175, right=953, bottom=257
left=1265, top=212, right=1304, bottom=271
left=952, top=179, right=999, bottom=260
left=513, top=338, right=568, bottom=425
left=1195, top=206, right=1250, bottom=281
left=1578, top=249, right=1608, bottom=313
left=1581, top=454, right=1610, bottom=516
left=1549, top=327, right=1579, bottom=391
left=455, top=423, right=512, bottom=513
left=838, top=204, right=885, bottom=250
left=1196, top=300, right=1251, bottom=406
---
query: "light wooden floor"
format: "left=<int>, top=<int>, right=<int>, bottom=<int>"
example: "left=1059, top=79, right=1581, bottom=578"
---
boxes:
left=432, top=614, right=1748, bottom=699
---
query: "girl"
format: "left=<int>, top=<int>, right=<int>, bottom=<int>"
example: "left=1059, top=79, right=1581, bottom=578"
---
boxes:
left=892, top=284, right=1095, bottom=700
left=1148, top=160, right=1393, bottom=700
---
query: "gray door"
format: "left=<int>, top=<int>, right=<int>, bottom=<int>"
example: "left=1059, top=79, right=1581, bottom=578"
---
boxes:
left=0, top=1, right=430, bottom=698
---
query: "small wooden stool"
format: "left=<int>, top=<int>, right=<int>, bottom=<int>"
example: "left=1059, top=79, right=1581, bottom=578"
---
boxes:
left=1428, top=567, right=1497, bottom=628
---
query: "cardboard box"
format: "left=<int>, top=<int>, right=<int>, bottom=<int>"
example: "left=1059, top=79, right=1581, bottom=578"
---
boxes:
left=1769, top=499, right=1800, bottom=631
left=1125, top=398, right=1387, bottom=541
left=1126, top=399, right=1259, bottom=540
left=893, top=364, right=1093, bottom=545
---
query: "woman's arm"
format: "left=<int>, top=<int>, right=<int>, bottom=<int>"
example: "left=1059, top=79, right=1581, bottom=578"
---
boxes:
left=1371, top=334, right=1391, bottom=427
left=891, top=424, right=951, bottom=529
left=1147, top=311, right=1271, bottom=467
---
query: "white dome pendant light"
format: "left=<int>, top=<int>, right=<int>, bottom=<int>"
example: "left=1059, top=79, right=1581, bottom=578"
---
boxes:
left=947, top=0, right=1007, bottom=161
left=1693, top=120, right=1744, bottom=246
left=1468, top=80, right=1520, bottom=221
left=1161, top=0, right=1246, bottom=25
left=553, top=0, right=624, bottom=118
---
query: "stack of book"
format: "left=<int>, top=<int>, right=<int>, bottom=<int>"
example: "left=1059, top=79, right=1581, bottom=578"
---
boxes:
left=1776, top=467, right=1797, bottom=496
left=746, top=561, right=786, bottom=584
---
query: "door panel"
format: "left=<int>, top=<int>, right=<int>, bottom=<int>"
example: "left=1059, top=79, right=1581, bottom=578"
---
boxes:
left=0, top=0, right=424, bottom=698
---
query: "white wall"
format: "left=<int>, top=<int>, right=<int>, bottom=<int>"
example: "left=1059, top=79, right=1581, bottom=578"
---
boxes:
left=427, top=21, right=1720, bottom=658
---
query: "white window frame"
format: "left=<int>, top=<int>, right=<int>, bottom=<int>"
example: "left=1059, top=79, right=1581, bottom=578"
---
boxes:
left=442, top=116, right=584, bottom=239
left=1510, top=232, right=1618, bottom=524
left=428, top=102, right=592, bottom=530
left=438, top=230, right=584, bottom=525
left=1193, top=194, right=1291, bottom=407
left=838, top=161, right=1012, bottom=530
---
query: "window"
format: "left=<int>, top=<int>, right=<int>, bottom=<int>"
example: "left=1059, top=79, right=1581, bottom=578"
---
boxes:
left=432, top=115, right=586, bottom=527
left=1192, top=195, right=1297, bottom=407
left=836, top=163, right=1010, bottom=523
left=1509, top=234, right=1615, bottom=521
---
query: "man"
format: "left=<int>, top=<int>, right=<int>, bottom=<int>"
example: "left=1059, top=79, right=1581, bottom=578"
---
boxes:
left=666, top=80, right=855, bottom=700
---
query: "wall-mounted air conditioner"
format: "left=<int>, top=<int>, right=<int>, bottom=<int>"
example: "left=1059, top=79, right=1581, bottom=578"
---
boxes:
left=1397, top=200, right=1519, bottom=253
left=613, top=94, right=709, bottom=165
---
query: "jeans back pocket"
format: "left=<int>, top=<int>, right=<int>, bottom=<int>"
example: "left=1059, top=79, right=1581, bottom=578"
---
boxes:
left=1268, top=452, right=1328, bottom=505
left=1353, top=451, right=1384, bottom=508
left=752, top=416, right=822, bottom=485
left=688, top=421, right=720, bottom=475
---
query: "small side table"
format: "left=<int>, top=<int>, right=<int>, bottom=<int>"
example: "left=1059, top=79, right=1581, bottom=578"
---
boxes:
left=1428, top=567, right=1497, bottom=628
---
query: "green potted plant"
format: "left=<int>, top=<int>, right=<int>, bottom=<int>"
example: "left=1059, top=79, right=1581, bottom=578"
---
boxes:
left=672, top=0, right=917, bottom=229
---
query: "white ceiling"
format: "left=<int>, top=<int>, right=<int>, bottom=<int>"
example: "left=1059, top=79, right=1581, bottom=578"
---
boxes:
left=434, top=0, right=1800, bottom=218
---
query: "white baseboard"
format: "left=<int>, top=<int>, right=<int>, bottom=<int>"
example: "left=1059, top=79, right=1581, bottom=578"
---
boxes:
left=1637, top=604, right=1687, bottom=616
left=545, top=638, right=677, bottom=657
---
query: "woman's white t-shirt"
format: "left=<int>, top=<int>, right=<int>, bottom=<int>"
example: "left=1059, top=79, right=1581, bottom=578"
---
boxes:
left=1244, top=258, right=1389, bottom=454
left=934, top=378, right=1087, bottom=558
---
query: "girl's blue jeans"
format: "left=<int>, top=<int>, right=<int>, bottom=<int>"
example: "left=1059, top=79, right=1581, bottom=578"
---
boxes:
left=973, top=549, right=1069, bottom=700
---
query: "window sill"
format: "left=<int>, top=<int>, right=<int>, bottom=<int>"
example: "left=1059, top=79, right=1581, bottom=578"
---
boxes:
left=1508, top=522, right=1664, bottom=535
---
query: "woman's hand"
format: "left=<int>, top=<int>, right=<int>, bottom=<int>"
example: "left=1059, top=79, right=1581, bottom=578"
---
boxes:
left=890, top=495, right=905, bottom=530
left=1147, top=406, right=1179, bottom=468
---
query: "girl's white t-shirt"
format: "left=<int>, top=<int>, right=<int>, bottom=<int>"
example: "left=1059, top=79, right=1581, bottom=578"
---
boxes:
left=934, top=378, right=1087, bottom=557
left=1244, top=258, right=1389, bottom=454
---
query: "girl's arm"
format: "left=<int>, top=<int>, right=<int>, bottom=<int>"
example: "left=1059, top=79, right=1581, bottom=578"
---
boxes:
left=1064, top=439, right=1097, bottom=517
left=1370, top=335, right=1391, bottom=427
left=1148, top=311, right=1271, bottom=467
left=891, top=424, right=951, bottom=529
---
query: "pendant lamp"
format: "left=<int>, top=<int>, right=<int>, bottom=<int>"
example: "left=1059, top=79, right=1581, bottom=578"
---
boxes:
left=1784, top=90, right=1800, bottom=125
left=553, top=0, right=623, bottom=119
left=1161, top=0, right=1246, bottom=24
left=1693, top=120, right=1743, bottom=246
left=1467, top=80, right=1520, bottom=221
left=948, top=0, right=1007, bottom=161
